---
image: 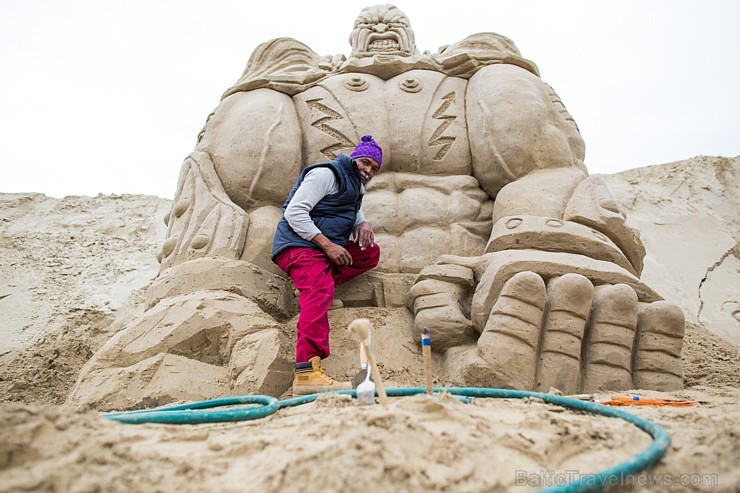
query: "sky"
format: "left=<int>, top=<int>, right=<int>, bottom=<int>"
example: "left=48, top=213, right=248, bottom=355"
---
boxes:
left=1, top=0, right=738, bottom=199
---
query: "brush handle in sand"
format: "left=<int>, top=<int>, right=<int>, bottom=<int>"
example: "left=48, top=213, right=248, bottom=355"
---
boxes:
left=423, top=345, right=433, bottom=394
left=365, top=350, right=388, bottom=405
left=360, top=342, right=368, bottom=369
left=421, top=328, right=432, bottom=394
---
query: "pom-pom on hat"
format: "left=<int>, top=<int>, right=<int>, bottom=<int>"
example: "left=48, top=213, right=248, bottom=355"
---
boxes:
left=350, top=135, right=383, bottom=168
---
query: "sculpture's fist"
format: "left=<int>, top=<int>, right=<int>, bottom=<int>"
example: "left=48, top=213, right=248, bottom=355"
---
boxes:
left=409, top=252, right=685, bottom=394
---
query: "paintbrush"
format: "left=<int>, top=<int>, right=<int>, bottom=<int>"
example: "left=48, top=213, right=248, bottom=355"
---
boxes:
left=347, top=318, right=388, bottom=405
left=422, top=327, right=433, bottom=394
left=351, top=341, right=371, bottom=389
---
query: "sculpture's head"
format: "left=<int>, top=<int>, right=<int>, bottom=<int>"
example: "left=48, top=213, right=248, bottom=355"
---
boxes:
left=349, top=4, right=416, bottom=58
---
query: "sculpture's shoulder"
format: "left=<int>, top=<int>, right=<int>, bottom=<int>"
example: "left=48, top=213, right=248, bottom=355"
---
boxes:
left=334, top=32, right=540, bottom=81
left=222, top=37, right=344, bottom=98
left=434, top=32, right=540, bottom=78
left=336, top=52, right=441, bottom=80
left=220, top=32, right=541, bottom=99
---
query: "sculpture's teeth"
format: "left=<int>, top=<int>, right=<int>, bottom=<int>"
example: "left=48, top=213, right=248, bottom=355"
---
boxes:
left=368, top=39, right=400, bottom=51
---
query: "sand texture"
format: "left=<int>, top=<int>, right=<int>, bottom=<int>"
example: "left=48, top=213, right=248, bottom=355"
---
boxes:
left=0, top=156, right=738, bottom=492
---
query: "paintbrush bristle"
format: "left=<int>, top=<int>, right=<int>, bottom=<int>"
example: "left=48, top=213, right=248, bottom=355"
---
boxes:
left=348, top=318, right=371, bottom=342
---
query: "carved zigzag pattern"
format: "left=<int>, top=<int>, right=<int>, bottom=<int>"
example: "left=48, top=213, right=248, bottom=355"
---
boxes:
left=429, top=92, right=457, bottom=161
left=306, top=98, right=355, bottom=160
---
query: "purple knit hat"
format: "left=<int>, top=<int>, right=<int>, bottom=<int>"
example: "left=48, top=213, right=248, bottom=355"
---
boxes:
left=350, top=135, right=383, bottom=168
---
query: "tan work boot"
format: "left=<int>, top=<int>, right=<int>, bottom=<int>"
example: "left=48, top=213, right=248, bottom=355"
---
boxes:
left=293, top=356, right=351, bottom=396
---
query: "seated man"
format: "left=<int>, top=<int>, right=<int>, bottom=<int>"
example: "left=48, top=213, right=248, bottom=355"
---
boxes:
left=272, top=135, right=383, bottom=395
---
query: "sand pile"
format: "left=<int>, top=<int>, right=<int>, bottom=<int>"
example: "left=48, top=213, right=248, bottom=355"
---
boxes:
left=0, top=156, right=738, bottom=492
left=600, top=155, right=739, bottom=344
left=0, top=193, right=170, bottom=404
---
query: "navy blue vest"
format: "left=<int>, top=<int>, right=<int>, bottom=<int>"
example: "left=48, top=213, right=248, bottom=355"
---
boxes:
left=271, top=154, right=363, bottom=261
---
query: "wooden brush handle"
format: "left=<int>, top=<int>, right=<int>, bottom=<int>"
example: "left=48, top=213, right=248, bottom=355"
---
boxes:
left=423, top=345, right=433, bottom=394
left=360, top=342, right=368, bottom=368
left=365, top=351, right=388, bottom=405
left=422, top=328, right=433, bottom=394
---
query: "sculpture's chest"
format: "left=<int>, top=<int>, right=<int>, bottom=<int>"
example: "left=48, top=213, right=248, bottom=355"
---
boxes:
left=292, top=70, right=472, bottom=175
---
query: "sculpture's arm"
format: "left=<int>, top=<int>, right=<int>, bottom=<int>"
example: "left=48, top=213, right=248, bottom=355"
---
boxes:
left=468, top=63, right=585, bottom=197
left=407, top=63, right=684, bottom=394
left=467, top=63, right=643, bottom=276
left=159, top=151, right=249, bottom=271
left=159, top=36, right=332, bottom=274
left=159, top=87, right=304, bottom=276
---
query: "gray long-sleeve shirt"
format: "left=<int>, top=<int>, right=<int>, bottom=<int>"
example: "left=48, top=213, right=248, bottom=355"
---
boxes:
left=284, top=167, right=366, bottom=241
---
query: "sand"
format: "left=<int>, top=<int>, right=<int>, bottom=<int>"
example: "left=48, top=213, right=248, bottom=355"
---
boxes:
left=0, top=156, right=738, bottom=492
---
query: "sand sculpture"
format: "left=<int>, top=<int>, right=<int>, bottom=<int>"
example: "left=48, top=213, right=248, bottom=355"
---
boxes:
left=68, top=4, right=685, bottom=409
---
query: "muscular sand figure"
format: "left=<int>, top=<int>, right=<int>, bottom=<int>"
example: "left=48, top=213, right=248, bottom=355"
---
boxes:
left=69, top=5, right=683, bottom=409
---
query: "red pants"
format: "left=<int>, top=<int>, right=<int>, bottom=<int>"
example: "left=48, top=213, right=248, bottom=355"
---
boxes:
left=275, top=241, right=380, bottom=363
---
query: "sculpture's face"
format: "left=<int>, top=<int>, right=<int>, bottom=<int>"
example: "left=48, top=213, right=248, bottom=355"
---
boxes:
left=349, top=4, right=416, bottom=58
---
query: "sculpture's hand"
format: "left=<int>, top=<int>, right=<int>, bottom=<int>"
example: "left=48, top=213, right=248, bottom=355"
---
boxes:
left=408, top=264, right=478, bottom=351
left=410, top=251, right=685, bottom=393
left=465, top=270, right=684, bottom=394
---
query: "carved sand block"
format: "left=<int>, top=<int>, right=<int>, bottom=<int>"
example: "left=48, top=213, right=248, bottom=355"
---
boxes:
left=68, top=353, right=228, bottom=411
left=68, top=290, right=294, bottom=408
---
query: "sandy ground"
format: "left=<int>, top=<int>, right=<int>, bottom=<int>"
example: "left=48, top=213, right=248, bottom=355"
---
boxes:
left=0, top=156, right=738, bottom=492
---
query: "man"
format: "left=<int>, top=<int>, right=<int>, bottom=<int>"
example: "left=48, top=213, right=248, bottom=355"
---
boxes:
left=272, top=135, right=382, bottom=395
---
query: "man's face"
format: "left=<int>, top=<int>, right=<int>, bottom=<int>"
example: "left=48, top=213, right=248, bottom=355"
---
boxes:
left=349, top=4, right=415, bottom=58
left=355, top=157, right=380, bottom=185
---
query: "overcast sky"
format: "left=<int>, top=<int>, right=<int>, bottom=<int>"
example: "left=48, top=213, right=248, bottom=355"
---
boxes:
left=1, top=0, right=738, bottom=199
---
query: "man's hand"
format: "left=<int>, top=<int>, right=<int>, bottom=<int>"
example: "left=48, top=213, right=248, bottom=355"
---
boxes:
left=355, top=221, right=375, bottom=250
left=313, top=233, right=353, bottom=266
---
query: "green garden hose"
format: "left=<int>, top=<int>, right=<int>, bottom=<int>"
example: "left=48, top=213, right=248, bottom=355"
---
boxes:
left=104, top=387, right=670, bottom=493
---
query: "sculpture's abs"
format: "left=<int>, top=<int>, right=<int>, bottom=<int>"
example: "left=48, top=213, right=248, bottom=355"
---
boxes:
left=201, top=70, right=499, bottom=273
